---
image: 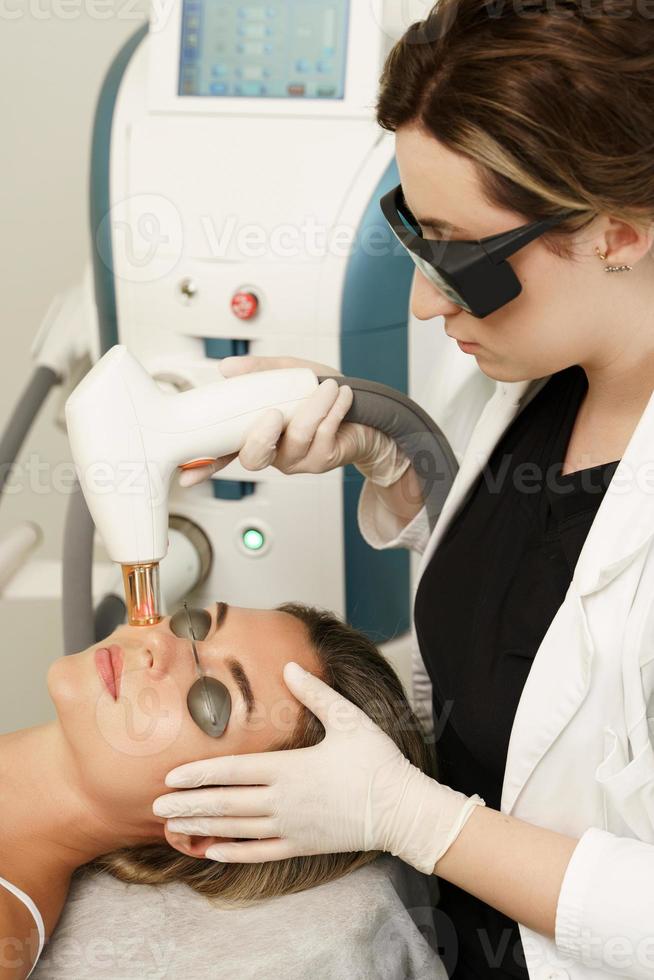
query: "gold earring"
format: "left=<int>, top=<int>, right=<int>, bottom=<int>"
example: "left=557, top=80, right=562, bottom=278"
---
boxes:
left=595, top=245, right=632, bottom=273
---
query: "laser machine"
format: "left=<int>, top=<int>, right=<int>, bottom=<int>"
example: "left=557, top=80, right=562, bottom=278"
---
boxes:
left=2, top=0, right=492, bottom=671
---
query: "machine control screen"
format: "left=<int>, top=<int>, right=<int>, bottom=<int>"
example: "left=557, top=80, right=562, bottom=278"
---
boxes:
left=178, top=1, right=350, bottom=100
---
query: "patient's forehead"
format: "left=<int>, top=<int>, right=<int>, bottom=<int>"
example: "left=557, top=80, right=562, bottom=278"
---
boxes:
left=211, top=605, right=323, bottom=674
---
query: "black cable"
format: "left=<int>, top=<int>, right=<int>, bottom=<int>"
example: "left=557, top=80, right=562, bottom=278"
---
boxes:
left=94, top=593, right=126, bottom=643
left=62, top=482, right=96, bottom=655
left=318, top=375, right=460, bottom=531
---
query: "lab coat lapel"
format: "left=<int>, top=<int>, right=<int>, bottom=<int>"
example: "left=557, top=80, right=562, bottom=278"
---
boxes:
left=415, top=368, right=654, bottom=816
left=500, top=588, right=594, bottom=814
left=502, top=381, right=654, bottom=814
left=570, top=383, right=654, bottom=597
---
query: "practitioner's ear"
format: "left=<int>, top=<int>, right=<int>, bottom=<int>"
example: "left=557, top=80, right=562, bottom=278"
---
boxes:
left=163, top=823, right=235, bottom=859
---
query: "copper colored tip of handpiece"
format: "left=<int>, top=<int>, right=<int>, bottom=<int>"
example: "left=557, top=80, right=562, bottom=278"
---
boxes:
left=122, top=562, right=163, bottom=626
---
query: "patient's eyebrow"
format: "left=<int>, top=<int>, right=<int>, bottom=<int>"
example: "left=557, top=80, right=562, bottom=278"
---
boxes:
left=226, top=658, right=255, bottom=721
left=214, top=601, right=228, bottom=629
left=211, top=602, right=256, bottom=720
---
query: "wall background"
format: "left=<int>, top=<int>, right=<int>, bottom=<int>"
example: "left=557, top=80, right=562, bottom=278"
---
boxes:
left=0, top=0, right=148, bottom=733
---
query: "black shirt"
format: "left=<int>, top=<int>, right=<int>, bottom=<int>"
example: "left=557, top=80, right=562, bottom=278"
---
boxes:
left=413, top=364, right=620, bottom=979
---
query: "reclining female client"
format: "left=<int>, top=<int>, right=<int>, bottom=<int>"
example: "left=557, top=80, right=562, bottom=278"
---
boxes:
left=0, top=600, right=433, bottom=979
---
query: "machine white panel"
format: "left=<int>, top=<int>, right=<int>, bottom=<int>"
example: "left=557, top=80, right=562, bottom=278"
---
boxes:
left=125, top=116, right=382, bottom=259
left=169, top=473, right=346, bottom=615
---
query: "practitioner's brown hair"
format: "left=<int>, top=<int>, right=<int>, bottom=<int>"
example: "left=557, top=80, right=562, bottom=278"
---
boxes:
left=377, top=0, right=654, bottom=261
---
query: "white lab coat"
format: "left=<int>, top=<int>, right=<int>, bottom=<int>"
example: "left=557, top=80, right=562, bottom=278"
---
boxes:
left=357, top=371, right=654, bottom=980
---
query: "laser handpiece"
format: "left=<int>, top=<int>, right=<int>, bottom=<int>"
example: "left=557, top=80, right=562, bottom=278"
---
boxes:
left=64, top=345, right=321, bottom=627
left=65, top=346, right=460, bottom=628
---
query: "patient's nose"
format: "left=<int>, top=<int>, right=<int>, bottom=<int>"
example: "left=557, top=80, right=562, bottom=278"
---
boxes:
left=135, top=624, right=183, bottom=674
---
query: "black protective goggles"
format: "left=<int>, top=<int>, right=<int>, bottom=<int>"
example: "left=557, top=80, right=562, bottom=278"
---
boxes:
left=380, top=183, right=577, bottom=319
left=169, top=603, right=232, bottom=738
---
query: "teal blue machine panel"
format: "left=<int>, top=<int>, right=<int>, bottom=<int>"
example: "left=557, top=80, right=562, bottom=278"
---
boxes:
left=341, top=159, right=415, bottom=643
left=90, top=25, right=148, bottom=356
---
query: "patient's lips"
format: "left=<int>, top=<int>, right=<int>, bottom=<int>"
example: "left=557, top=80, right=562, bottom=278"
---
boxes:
left=95, top=644, right=124, bottom=700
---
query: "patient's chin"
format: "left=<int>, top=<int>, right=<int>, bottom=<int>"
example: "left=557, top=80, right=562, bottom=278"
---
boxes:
left=164, top=824, right=235, bottom=860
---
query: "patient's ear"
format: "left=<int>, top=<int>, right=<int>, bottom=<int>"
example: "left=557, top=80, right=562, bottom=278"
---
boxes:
left=163, top=823, right=234, bottom=859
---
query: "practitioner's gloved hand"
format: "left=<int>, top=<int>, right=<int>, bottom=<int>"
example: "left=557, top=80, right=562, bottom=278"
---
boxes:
left=152, top=662, right=485, bottom=874
left=177, top=354, right=411, bottom=489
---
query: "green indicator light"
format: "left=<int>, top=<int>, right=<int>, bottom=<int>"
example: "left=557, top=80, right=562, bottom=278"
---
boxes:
left=242, top=528, right=265, bottom=552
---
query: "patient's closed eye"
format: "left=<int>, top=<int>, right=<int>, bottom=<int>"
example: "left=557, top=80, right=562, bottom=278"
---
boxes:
left=168, top=603, right=233, bottom=738
left=169, top=606, right=212, bottom=640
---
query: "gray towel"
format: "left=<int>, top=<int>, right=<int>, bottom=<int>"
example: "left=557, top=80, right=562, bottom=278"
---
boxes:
left=32, top=855, right=446, bottom=980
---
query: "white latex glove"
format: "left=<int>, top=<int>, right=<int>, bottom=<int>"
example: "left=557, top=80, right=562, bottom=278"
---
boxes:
left=177, top=355, right=411, bottom=489
left=152, top=661, right=485, bottom=875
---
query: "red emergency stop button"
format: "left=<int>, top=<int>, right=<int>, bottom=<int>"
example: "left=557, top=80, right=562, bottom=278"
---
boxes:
left=231, top=290, right=259, bottom=320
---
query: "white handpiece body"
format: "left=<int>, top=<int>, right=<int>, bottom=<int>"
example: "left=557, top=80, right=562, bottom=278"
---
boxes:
left=65, top=345, right=319, bottom=564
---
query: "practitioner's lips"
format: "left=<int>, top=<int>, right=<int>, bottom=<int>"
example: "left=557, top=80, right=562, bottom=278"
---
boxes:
left=95, top=644, right=124, bottom=700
